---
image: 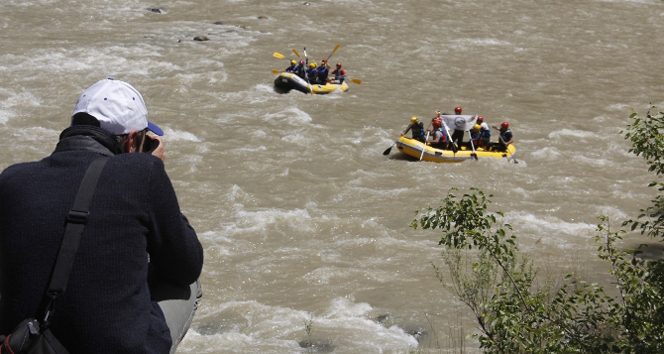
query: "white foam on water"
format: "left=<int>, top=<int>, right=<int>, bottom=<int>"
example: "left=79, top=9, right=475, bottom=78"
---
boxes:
left=180, top=296, right=418, bottom=353
left=12, top=126, right=60, bottom=141
left=548, top=128, right=598, bottom=139
left=0, top=46, right=181, bottom=78
left=2, top=90, right=41, bottom=108
left=264, top=107, right=312, bottom=125
left=162, top=128, right=202, bottom=142
left=232, top=208, right=314, bottom=234
left=450, top=38, right=513, bottom=48
left=0, top=110, right=10, bottom=125
left=281, top=133, right=308, bottom=146
left=505, top=211, right=596, bottom=247
left=530, top=146, right=561, bottom=159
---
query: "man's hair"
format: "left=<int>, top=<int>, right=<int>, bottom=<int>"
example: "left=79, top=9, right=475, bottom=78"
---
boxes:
left=72, top=112, right=145, bottom=151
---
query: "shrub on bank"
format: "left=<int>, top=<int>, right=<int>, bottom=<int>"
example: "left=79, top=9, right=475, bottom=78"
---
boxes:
left=411, top=106, right=664, bottom=354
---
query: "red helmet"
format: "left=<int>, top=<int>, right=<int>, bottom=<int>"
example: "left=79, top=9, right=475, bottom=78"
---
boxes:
left=455, top=107, right=462, bottom=114
left=336, top=63, right=342, bottom=67
left=477, top=116, right=484, bottom=123
left=501, top=121, right=509, bottom=129
left=432, top=120, right=441, bottom=127
left=299, top=60, right=305, bottom=65
left=321, top=59, right=327, bottom=63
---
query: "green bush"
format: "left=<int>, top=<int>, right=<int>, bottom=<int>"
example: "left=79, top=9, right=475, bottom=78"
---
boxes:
left=411, top=106, right=664, bottom=354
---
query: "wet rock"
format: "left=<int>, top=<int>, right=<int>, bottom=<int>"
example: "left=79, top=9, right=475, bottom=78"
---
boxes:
left=213, top=21, right=224, bottom=25
left=146, top=8, right=166, bottom=14
left=406, top=328, right=428, bottom=342
left=298, top=340, right=335, bottom=353
left=374, top=314, right=390, bottom=323
left=303, top=2, right=311, bottom=5
left=193, top=35, right=209, bottom=42
left=258, top=16, right=268, bottom=20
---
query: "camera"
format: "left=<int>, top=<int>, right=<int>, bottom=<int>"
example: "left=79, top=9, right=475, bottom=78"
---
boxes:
left=142, top=135, right=160, bottom=153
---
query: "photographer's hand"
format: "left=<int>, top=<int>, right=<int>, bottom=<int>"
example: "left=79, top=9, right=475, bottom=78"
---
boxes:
left=148, top=135, right=166, bottom=162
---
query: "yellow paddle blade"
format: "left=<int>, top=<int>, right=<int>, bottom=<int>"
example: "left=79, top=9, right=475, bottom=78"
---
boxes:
left=326, top=44, right=341, bottom=60
left=349, top=78, right=361, bottom=84
left=271, top=69, right=281, bottom=74
left=292, top=48, right=301, bottom=59
left=273, top=52, right=285, bottom=59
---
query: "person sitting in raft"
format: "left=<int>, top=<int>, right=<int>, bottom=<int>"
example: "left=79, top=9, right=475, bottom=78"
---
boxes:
left=427, top=119, right=448, bottom=149
left=401, top=116, right=425, bottom=142
left=330, top=62, right=346, bottom=84
left=285, top=59, right=297, bottom=73
left=294, top=60, right=307, bottom=79
left=317, top=59, right=330, bottom=83
left=477, top=116, right=491, bottom=148
left=307, top=62, right=319, bottom=83
left=490, top=121, right=514, bottom=152
left=427, top=115, right=442, bottom=137
left=467, top=124, right=482, bottom=149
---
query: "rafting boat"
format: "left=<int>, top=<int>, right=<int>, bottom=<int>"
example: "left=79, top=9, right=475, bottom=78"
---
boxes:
left=273, top=72, right=349, bottom=94
left=394, top=114, right=516, bottom=163
left=396, top=136, right=516, bottom=163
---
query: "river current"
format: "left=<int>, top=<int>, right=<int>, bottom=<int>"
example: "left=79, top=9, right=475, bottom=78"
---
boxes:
left=1, top=0, right=664, bottom=353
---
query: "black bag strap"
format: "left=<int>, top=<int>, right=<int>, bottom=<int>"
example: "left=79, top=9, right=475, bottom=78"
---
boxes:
left=42, top=156, right=110, bottom=322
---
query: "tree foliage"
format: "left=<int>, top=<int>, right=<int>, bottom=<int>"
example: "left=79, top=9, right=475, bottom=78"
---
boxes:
left=412, top=106, right=664, bottom=353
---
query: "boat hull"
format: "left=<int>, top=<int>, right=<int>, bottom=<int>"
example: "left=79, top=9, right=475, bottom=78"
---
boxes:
left=396, top=136, right=516, bottom=163
left=273, top=72, right=349, bottom=94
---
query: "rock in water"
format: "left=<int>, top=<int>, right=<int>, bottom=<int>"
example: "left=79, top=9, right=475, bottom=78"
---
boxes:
left=146, top=8, right=166, bottom=14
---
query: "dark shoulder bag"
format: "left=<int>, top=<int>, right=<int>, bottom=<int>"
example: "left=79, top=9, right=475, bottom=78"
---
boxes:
left=0, top=156, right=110, bottom=354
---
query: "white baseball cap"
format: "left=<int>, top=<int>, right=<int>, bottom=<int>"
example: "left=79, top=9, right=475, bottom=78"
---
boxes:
left=71, top=78, right=163, bottom=136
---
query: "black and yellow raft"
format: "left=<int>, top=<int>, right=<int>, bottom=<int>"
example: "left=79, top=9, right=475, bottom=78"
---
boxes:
left=396, top=136, right=516, bottom=163
left=273, top=72, right=349, bottom=94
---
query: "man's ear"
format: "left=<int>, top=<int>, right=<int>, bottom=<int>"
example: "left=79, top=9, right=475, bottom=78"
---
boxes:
left=124, top=130, right=139, bottom=153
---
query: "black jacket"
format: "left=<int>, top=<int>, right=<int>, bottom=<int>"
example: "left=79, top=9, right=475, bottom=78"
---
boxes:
left=0, top=126, right=203, bottom=354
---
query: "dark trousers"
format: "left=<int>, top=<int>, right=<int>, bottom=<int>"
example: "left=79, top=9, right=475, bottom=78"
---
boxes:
left=452, top=130, right=464, bottom=144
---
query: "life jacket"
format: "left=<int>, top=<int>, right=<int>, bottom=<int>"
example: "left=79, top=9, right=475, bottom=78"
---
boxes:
left=334, top=69, right=346, bottom=76
left=317, top=66, right=329, bottom=82
left=411, top=122, right=424, bottom=138
left=500, top=129, right=512, bottom=143
left=470, top=130, right=481, bottom=143
left=480, top=128, right=491, bottom=138
left=431, top=129, right=447, bottom=148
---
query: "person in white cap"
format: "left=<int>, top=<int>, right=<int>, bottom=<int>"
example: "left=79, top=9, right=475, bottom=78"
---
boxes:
left=71, top=77, right=166, bottom=159
left=0, top=78, right=203, bottom=354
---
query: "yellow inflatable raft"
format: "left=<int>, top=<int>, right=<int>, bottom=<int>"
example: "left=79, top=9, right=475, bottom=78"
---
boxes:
left=274, top=72, right=349, bottom=94
left=396, top=136, right=516, bottom=163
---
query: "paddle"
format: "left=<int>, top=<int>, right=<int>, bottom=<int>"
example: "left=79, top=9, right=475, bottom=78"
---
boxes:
left=441, top=120, right=459, bottom=153
left=383, top=123, right=413, bottom=155
left=334, top=76, right=361, bottom=84
left=326, top=44, right=341, bottom=61
left=271, top=69, right=281, bottom=74
left=497, top=135, right=518, bottom=164
left=467, top=128, right=478, bottom=160
left=420, top=131, right=430, bottom=161
left=273, top=52, right=290, bottom=60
